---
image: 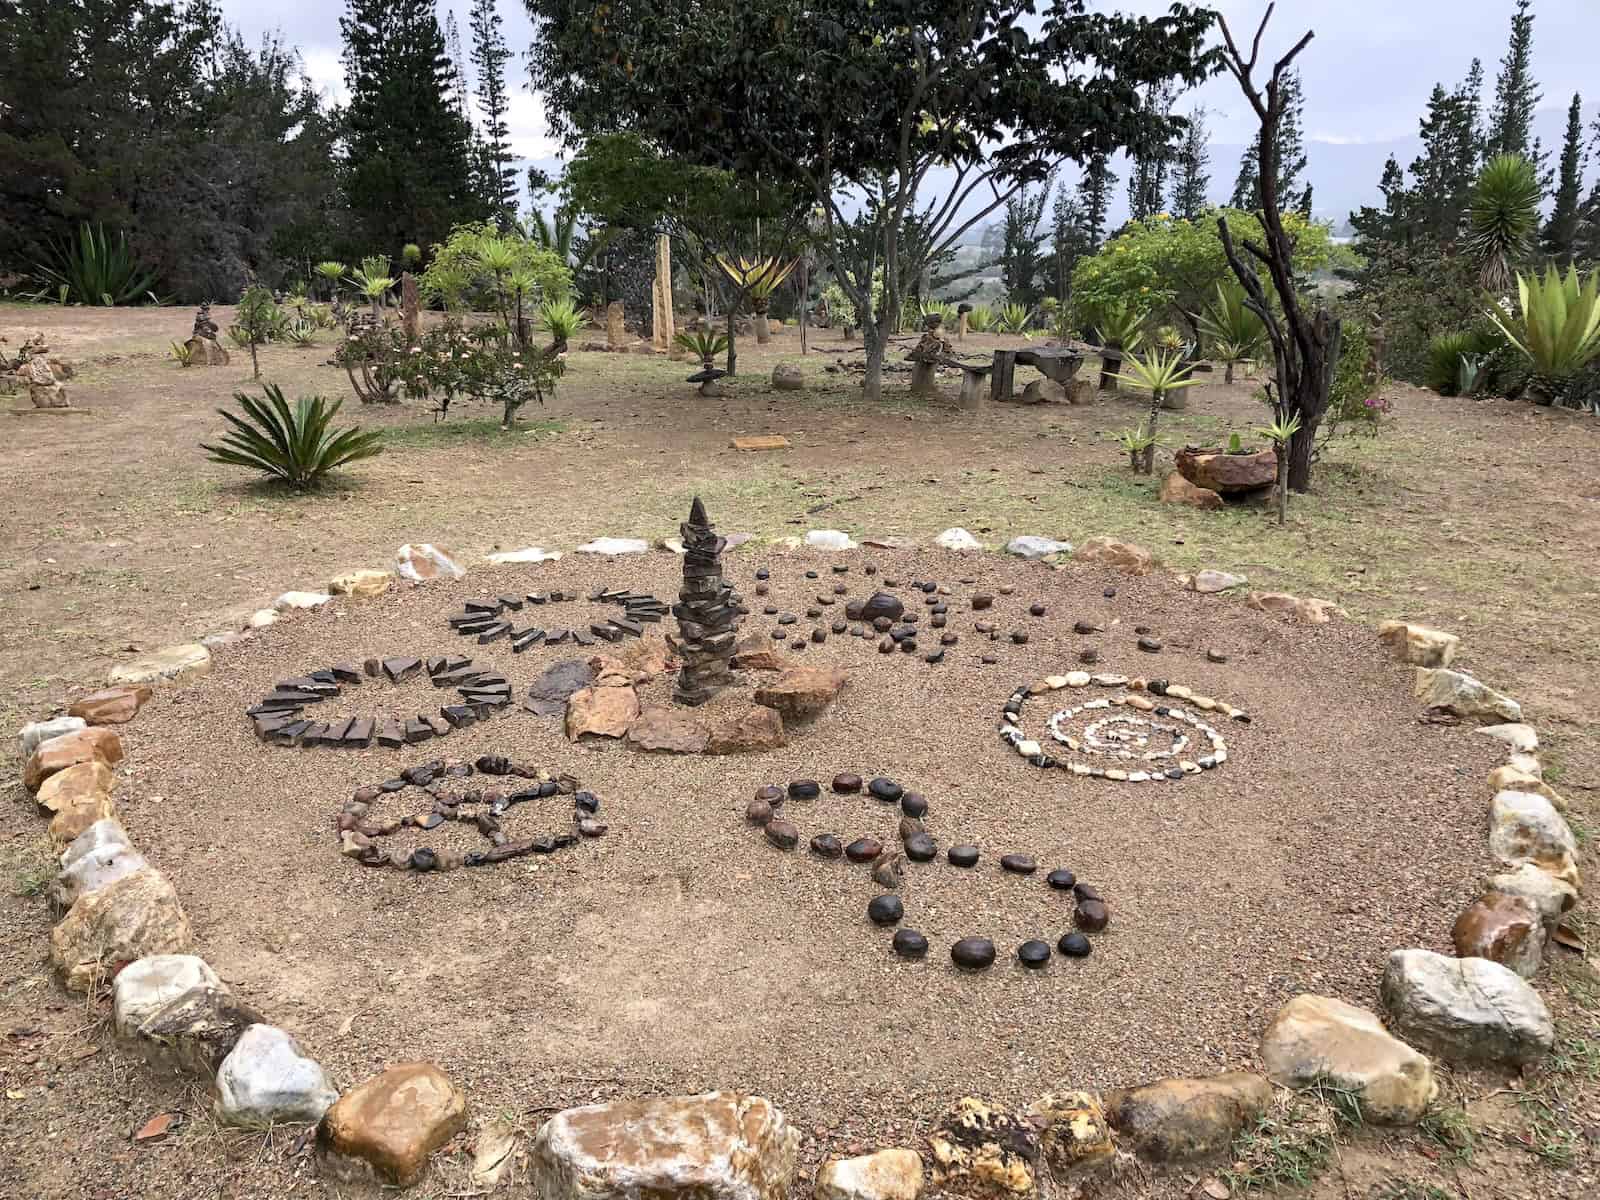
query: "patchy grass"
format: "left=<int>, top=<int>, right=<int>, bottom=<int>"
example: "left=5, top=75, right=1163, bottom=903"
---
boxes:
left=1221, top=1097, right=1340, bottom=1194
left=1370, top=1183, right=1455, bottom=1200
left=6, top=836, right=56, bottom=898
left=379, top=417, right=566, bottom=450
left=1417, top=1104, right=1476, bottom=1164
left=1512, top=1093, right=1580, bottom=1167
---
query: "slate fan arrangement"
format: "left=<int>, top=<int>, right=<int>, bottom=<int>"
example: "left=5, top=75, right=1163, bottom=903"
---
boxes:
left=445, top=587, right=669, bottom=652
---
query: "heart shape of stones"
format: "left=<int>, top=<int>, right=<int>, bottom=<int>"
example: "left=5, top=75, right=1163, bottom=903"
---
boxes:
left=999, top=672, right=1251, bottom=780
left=446, top=587, right=668, bottom=653
left=336, top=754, right=607, bottom=872
left=746, top=772, right=1109, bottom=970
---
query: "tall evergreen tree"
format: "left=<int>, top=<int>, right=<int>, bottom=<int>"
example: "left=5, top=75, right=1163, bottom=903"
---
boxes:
left=1229, top=70, right=1308, bottom=213
left=1349, top=156, right=1416, bottom=247
left=444, top=10, right=472, bottom=121
left=1170, top=106, right=1211, bottom=220
left=341, top=0, right=480, bottom=257
left=1125, top=81, right=1173, bottom=222
left=1049, top=180, right=1096, bottom=309
left=1486, top=0, right=1540, bottom=161
left=1079, top=153, right=1116, bottom=249
left=1542, top=93, right=1587, bottom=260
left=999, top=177, right=1051, bottom=309
left=1407, top=71, right=1485, bottom=242
left=469, top=0, right=517, bottom=216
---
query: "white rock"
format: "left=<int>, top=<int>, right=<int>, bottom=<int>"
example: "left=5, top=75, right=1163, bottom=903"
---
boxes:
left=1506, top=752, right=1542, bottom=778
left=395, top=542, right=466, bottom=581
left=1484, top=862, right=1579, bottom=933
left=934, top=528, right=982, bottom=552
left=21, top=716, right=87, bottom=757
left=109, top=643, right=211, bottom=685
left=1005, top=535, right=1073, bottom=559
left=59, top=819, right=131, bottom=870
left=215, top=1024, right=339, bottom=1126
left=53, top=839, right=146, bottom=911
left=1259, top=994, right=1435, bottom=1123
left=1413, top=668, right=1521, bottom=722
left=1476, top=723, right=1537, bottom=754
left=804, top=529, right=857, bottom=550
left=113, top=954, right=225, bottom=1036
left=1186, top=569, right=1248, bottom=594
left=246, top=608, right=279, bottom=629
left=1380, top=949, right=1554, bottom=1066
left=486, top=546, right=564, bottom=564
left=815, top=1148, right=924, bottom=1200
left=657, top=537, right=687, bottom=554
left=1489, top=790, right=1580, bottom=886
left=576, top=537, right=650, bottom=556
left=201, top=630, right=247, bottom=648
left=272, top=590, right=332, bottom=611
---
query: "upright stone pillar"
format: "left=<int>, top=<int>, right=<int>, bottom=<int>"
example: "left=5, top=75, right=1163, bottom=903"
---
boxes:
left=606, top=301, right=626, bottom=349
left=400, top=272, right=421, bottom=347
left=652, top=235, right=675, bottom=352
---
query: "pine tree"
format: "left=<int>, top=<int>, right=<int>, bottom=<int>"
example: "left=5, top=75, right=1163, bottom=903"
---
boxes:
left=1000, top=178, right=1051, bottom=309
left=1080, top=153, right=1116, bottom=249
left=444, top=11, right=472, bottom=121
left=1349, top=156, right=1416, bottom=248
left=469, top=0, right=517, bottom=216
left=1229, top=140, right=1258, bottom=210
left=1049, top=183, right=1090, bottom=306
left=1542, top=93, right=1587, bottom=260
left=1487, top=0, right=1541, bottom=161
left=341, top=0, right=481, bottom=257
left=1229, top=71, right=1307, bottom=212
left=1408, top=72, right=1484, bottom=242
left=1170, top=106, right=1211, bottom=220
left=1125, top=81, right=1173, bottom=222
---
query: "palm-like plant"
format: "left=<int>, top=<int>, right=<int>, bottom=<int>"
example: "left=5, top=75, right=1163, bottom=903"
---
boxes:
left=1255, top=412, right=1303, bottom=524
left=715, top=256, right=798, bottom=343
left=1487, top=265, right=1600, bottom=406
left=314, top=261, right=346, bottom=301
left=1095, top=303, right=1145, bottom=352
left=674, top=328, right=731, bottom=369
left=349, top=258, right=396, bottom=318
left=32, top=222, right=159, bottom=306
left=1196, top=280, right=1266, bottom=383
left=1468, top=155, right=1541, bottom=294
left=997, top=302, right=1033, bottom=336
left=1424, top=331, right=1478, bottom=396
left=1116, top=424, right=1158, bottom=471
left=201, top=385, right=384, bottom=490
left=965, top=304, right=995, bottom=333
left=1112, top=348, right=1203, bottom=473
left=540, top=298, right=583, bottom=351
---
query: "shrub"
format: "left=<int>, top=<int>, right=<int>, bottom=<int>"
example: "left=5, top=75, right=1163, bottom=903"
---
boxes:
left=419, top=222, right=573, bottom=313
left=230, top=285, right=280, bottom=380
left=965, top=304, right=995, bottom=333
left=382, top=319, right=567, bottom=427
left=1425, top=331, right=1478, bottom=395
left=997, top=302, right=1033, bottom=336
left=32, top=223, right=159, bottom=306
left=539, top=298, right=583, bottom=348
left=201, top=385, right=383, bottom=489
left=1321, top=317, right=1391, bottom=444
left=674, top=328, right=729, bottom=366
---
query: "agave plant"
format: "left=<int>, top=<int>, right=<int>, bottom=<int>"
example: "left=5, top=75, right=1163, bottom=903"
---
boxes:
left=674, top=328, right=731, bottom=369
left=540, top=298, right=583, bottom=350
left=1487, top=265, right=1600, bottom=406
left=1254, top=411, right=1303, bottom=525
left=169, top=340, right=197, bottom=367
left=32, top=222, right=160, bottom=306
left=1469, top=155, right=1541, bottom=294
left=284, top=320, right=318, bottom=347
left=965, top=304, right=995, bottom=333
left=201, top=385, right=384, bottom=490
left=314, top=261, right=346, bottom=300
left=1112, top=349, right=1203, bottom=473
left=1115, top=424, right=1158, bottom=471
left=715, top=256, right=798, bottom=343
left=997, top=302, right=1033, bottom=337
left=1094, top=303, right=1145, bottom=352
left=1424, top=331, right=1478, bottom=396
left=1196, top=280, right=1266, bottom=382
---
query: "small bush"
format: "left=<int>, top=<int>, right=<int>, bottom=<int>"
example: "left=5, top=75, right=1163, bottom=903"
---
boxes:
left=1425, top=331, right=1478, bottom=395
left=202, top=385, right=384, bottom=490
left=32, top=222, right=159, bottom=305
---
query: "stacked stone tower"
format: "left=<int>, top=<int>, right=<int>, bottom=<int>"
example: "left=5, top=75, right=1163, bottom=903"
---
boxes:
left=671, top=497, right=742, bottom=705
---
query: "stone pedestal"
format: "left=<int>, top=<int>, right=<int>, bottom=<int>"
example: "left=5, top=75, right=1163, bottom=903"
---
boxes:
left=400, top=272, right=420, bottom=346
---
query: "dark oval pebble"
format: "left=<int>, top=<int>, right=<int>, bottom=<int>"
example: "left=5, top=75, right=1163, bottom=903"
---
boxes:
left=778, top=613, right=797, bottom=626
left=1029, top=602, right=1046, bottom=617
left=1072, top=620, right=1098, bottom=635
left=755, top=568, right=770, bottom=580
left=1046, top=868, right=1077, bottom=891
left=972, top=595, right=993, bottom=610
left=947, top=845, right=980, bottom=868
left=791, top=639, right=806, bottom=650
left=756, top=785, right=785, bottom=804
left=1000, top=853, right=1038, bottom=875
left=1075, top=899, right=1110, bottom=931
left=878, top=638, right=894, bottom=653
left=833, top=564, right=849, bottom=574
left=1138, top=636, right=1163, bottom=653
left=754, top=583, right=769, bottom=596
left=409, top=848, right=438, bottom=872
left=1078, top=647, right=1100, bottom=664
left=764, top=606, right=779, bottom=615
left=1011, top=631, right=1029, bottom=645
left=925, top=650, right=944, bottom=664
left=1073, top=882, right=1104, bottom=903
left=951, top=937, right=997, bottom=970
left=1207, top=649, right=1228, bottom=663
left=832, top=772, right=863, bottom=794
left=868, top=777, right=904, bottom=802
left=1018, top=939, right=1052, bottom=967
left=867, top=894, right=905, bottom=926
left=900, top=792, right=928, bottom=818
left=810, top=833, right=844, bottom=858
left=811, top=628, right=827, bottom=644
left=747, top=798, right=775, bottom=826
left=893, top=928, right=929, bottom=959
left=900, top=639, right=918, bottom=654
left=921, top=582, right=937, bottom=594
left=1103, top=587, right=1116, bottom=598
left=905, top=832, right=937, bottom=862
left=771, top=629, right=787, bottom=640
left=574, top=791, right=600, bottom=814
left=805, top=570, right=818, bottom=579
left=865, top=564, right=878, bottom=575
left=930, top=602, right=948, bottom=614
left=765, top=819, right=800, bottom=849
left=806, top=608, right=822, bottom=620
left=930, top=614, right=947, bottom=629
left=418, top=812, right=444, bottom=830
left=845, top=837, right=883, bottom=863
left=832, top=620, right=848, bottom=634
left=1057, top=931, right=1093, bottom=957
left=975, top=621, right=994, bottom=634
left=874, top=616, right=893, bottom=632
left=940, top=633, right=958, bottom=646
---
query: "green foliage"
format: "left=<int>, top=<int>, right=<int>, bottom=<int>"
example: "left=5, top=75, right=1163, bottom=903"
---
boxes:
left=1322, top=317, right=1392, bottom=442
left=674, top=328, right=731, bottom=365
left=169, top=341, right=196, bottom=366
left=419, top=221, right=573, bottom=312
left=1090, top=301, right=1146, bottom=351
left=1469, top=154, right=1541, bottom=292
left=964, top=304, right=995, bottom=333
left=231, top=284, right=281, bottom=379
left=1488, top=265, right=1600, bottom=402
left=382, top=320, right=566, bottom=427
left=202, top=385, right=384, bottom=489
left=539, top=298, right=583, bottom=345
left=1115, top=423, right=1157, bottom=468
left=401, top=242, right=422, bottom=267
left=996, top=302, right=1033, bottom=336
left=284, top=319, right=317, bottom=347
left=1113, top=348, right=1201, bottom=398
left=32, top=223, right=159, bottom=306
left=1196, top=279, right=1266, bottom=355
left=1425, top=331, right=1480, bottom=395
left=716, top=256, right=798, bottom=312
left=315, top=261, right=347, bottom=292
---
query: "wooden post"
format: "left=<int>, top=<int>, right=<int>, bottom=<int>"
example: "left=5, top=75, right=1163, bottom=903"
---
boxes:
left=1098, top=350, right=1122, bottom=390
left=798, top=256, right=809, bottom=355
left=957, top=311, right=969, bottom=340
left=989, top=350, right=1016, bottom=403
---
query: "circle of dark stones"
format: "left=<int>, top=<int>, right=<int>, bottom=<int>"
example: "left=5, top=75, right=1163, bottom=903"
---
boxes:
left=445, top=586, right=669, bottom=654
left=336, top=754, right=607, bottom=872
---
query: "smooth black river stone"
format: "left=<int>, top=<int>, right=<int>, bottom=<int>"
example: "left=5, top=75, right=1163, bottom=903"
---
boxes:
left=868, top=777, right=903, bottom=802
left=878, top=638, right=894, bottom=653
left=832, top=620, right=848, bottom=634
left=930, top=614, right=947, bottom=630
left=810, top=833, right=844, bottom=858
left=832, top=773, right=863, bottom=794
left=1018, top=939, right=1052, bottom=967
left=1057, top=931, right=1093, bottom=958
left=755, top=568, right=770, bottom=580
left=1000, top=854, right=1038, bottom=875
left=747, top=798, right=775, bottom=827
left=867, top=894, right=905, bottom=926
left=1137, top=636, right=1163, bottom=653
left=947, top=845, right=980, bottom=868
left=771, top=630, right=787, bottom=640
left=763, top=605, right=779, bottom=615
left=1029, top=602, right=1046, bottom=617
left=925, top=650, right=944, bottom=664
left=1046, top=868, right=1078, bottom=891
left=951, top=937, right=997, bottom=970
left=806, top=609, right=822, bottom=620
left=904, top=833, right=937, bottom=862
left=409, top=848, right=438, bottom=872
left=787, top=779, right=821, bottom=800
left=861, top=592, right=905, bottom=623
left=1075, top=899, right=1110, bottom=932
left=805, top=570, right=818, bottom=579
left=900, top=792, right=928, bottom=818
left=778, top=613, right=797, bottom=626
left=811, top=629, right=827, bottom=644
left=893, top=928, right=929, bottom=959
left=1073, top=882, right=1105, bottom=903
left=1207, top=648, right=1228, bottom=663
left=900, top=639, right=918, bottom=654
left=845, top=837, right=883, bottom=863
left=574, top=791, right=600, bottom=814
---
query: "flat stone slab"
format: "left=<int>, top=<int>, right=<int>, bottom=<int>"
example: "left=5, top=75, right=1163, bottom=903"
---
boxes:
left=731, top=436, right=790, bottom=451
left=1005, top=535, right=1072, bottom=559
left=577, top=537, right=649, bottom=556
left=109, top=643, right=211, bottom=686
left=487, top=546, right=564, bottom=564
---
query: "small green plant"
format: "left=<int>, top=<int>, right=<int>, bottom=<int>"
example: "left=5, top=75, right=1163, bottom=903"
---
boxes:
left=231, top=284, right=280, bottom=380
left=284, top=320, right=317, bottom=347
left=1115, top=424, right=1157, bottom=470
left=314, top=260, right=346, bottom=300
left=1425, top=331, right=1478, bottom=395
left=1094, top=301, right=1145, bottom=352
left=8, top=837, right=56, bottom=898
left=31, top=222, right=160, bottom=305
left=1197, top=279, right=1266, bottom=382
left=674, top=328, right=731, bottom=369
left=1112, top=348, right=1202, bottom=473
left=1487, top=265, right=1600, bottom=407
left=1221, top=1108, right=1335, bottom=1194
left=965, top=304, right=995, bottom=333
left=539, top=298, right=582, bottom=349
left=169, top=340, right=197, bottom=367
left=350, top=258, right=396, bottom=319
left=201, top=385, right=384, bottom=490
left=1469, top=154, right=1541, bottom=293
left=1255, top=410, right=1304, bottom=525
left=401, top=242, right=422, bottom=268
left=997, top=302, right=1033, bottom=337
left=1417, top=1105, right=1476, bottom=1164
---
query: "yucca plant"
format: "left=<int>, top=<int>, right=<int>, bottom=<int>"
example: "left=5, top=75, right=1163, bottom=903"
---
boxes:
left=1115, top=424, right=1158, bottom=471
left=169, top=340, right=197, bottom=367
left=284, top=320, right=317, bottom=347
left=349, top=264, right=396, bottom=318
left=32, top=222, right=159, bottom=306
left=1112, top=348, right=1203, bottom=473
left=1255, top=411, right=1303, bottom=525
left=1095, top=303, right=1145, bottom=352
left=674, top=328, right=731, bottom=369
left=1469, top=155, right=1541, bottom=294
left=1196, top=280, right=1266, bottom=382
left=1424, top=331, right=1478, bottom=396
left=201, top=385, right=384, bottom=490
left=716, top=256, right=798, bottom=343
left=314, top=261, right=346, bottom=301
left=1487, top=265, right=1600, bottom=406
left=540, top=298, right=582, bottom=351
left=401, top=243, right=422, bottom=268
left=997, top=302, right=1033, bottom=337
left=965, top=304, right=995, bottom=333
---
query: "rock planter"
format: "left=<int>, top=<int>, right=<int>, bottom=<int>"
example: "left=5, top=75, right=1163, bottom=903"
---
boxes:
left=1174, top=446, right=1276, bottom=495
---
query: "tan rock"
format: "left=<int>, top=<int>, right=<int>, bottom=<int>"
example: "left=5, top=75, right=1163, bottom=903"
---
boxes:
left=588, top=654, right=646, bottom=688
left=1019, top=379, right=1067, bottom=404
left=1488, top=790, right=1580, bottom=887
left=1377, top=620, right=1460, bottom=668
left=34, top=760, right=115, bottom=817
left=1023, top=1092, right=1115, bottom=1179
left=1452, top=892, right=1543, bottom=978
left=1259, top=994, right=1435, bottom=1124
left=733, top=434, right=792, bottom=450
left=705, top=706, right=788, bottom=754
left=1476, top=722, right=1537, bottom=753
left=1175, top=446, right=1276, bottom=493
left=109, top=642, right=211, bottom=686
left=1248, top=592, right=1348, bottom=624
left=24, top=728, right=123, bottom=792
left=1484, top=863, right=1578, bottom=934
left=49, top=868, right=193, bottom=993
left=1074, top=537, right=1154, bottom=575
left=815, top=1149, right=924, bottom=1200
left=1487, top=765, right=1566, bottom=811
left=732, top=643, right=793, bottom=672
left=49, top=791, right=119, bottom=847
left=565, top=685, right=640, bottom=740
left=928, top=1098, right=1038, bottom=1197
left=320, top=1062, right=468, bottom=1187
left=531, top=1092, right=798, bottom=1200
left=1182, top=569, right=1247, bottom=594
left=754, top=666, right=848, bottom=722
left=626, top=706, right=708, bottom=754
left=68, top=684, right=152, bottom=725
left=329, top=568, right=392, bottom=598
left=1103, top=1072, right=1270, bottom=1162
left=1160, top=471, right=1223, bottom=511
left=1413, top=668, right=1521, bottom=722
left=617, top=638, right=675, bottom=680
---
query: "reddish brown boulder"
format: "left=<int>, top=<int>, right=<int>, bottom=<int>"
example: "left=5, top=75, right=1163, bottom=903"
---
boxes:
left=35, top=760, right=115, bottom=817
left=732, top=645, right=792, bottom=672
left=68, top=684, right=152, bottom=726
left=1452, top=891, right=1543, bottom=978
left=754, top=666, right=848, bottom=722
left=1175, top=447, right=1277, bottom=494
left=565, top=685, right=640, bottom=740
left=626, top=706, right=709, bottom=754
left=320, top=1062, right=467, bottom=1186
left=24, top=727, right=124, bottom=792
left=1159, top=471, right=1223, bottom=511
left=705, top=705, right=788, bottom=754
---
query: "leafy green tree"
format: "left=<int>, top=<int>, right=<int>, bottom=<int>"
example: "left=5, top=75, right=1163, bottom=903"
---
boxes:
left=469, top=0, right=517, bottom=217
left=1542, top=94, right=1587, bottom=261
left=1170, top=106, right=1211, bottom=221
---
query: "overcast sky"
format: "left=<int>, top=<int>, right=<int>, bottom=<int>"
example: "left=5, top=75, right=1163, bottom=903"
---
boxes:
left=224, top=1, right=1599, bottom=222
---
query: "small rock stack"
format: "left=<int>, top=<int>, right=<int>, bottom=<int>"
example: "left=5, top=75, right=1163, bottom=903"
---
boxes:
left=671, top=497, right=743, bottom=706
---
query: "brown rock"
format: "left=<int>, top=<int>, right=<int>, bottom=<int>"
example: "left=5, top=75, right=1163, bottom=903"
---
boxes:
left=588, top=654, right=645, bottom=688
left=754, top=666, right=848, bottom=722
left=1377, top=620, right=1460, bottom=668
left=132, top=987, right=266, bottom=1076
left=24, top=727, right=124, bottom=792
left=49, top=868, right=193, bottom=993
left=928, top=1098, right=1038, bottom=1197
left=1073, top=537, right=1154, bottom=576
left=1024, top=1092, right=1115, bottom=1179
left=320, top=1062, right=468, bottom=1187
left=618, top=638, right=675, bottom=680
left=1175, top=446, right=1277, bottom=493
left=705, top=706, right=788, bottom=755
left=565, top=685, right=641, bottom=740
left=1159, top=472, right=1223, bottom=511
left=49, top=791, right=119, bottom=847
left=1452, top=892, right=1543, bottom=978
left=732, top=645, right=792, bottom=672
left=34, top=760, right=115, bottom=818
left=68, top=684, right=152, bottom=726
left=1248, top=591, right=1348, bottom=625
left=1103, top=1073, right=1271, bottom=1162
left=626, top=706, right=708, bottom=754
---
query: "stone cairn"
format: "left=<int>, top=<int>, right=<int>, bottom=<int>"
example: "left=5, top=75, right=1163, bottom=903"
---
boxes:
left=670, top=497, right=743, bottom=705
left=184, top=302, right=230, bottom=366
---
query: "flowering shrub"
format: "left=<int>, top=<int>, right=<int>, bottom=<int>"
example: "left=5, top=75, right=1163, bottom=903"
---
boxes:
left=383, top=320, right=566, bottom=429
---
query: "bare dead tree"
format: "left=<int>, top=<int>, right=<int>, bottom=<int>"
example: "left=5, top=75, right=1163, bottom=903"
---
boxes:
left=1215, top=4, right=1342, bottom=494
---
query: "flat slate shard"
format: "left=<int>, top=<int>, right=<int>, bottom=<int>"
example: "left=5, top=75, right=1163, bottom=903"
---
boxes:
left=382, top=657, right=422, bottom=683
left=526, top=659, right=596, bottom=716
left=672, top=497, right=744, bottom=706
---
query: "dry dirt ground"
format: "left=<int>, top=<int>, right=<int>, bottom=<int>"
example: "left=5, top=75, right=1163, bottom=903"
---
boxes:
left=0, top=303, right=1596, bottom=1199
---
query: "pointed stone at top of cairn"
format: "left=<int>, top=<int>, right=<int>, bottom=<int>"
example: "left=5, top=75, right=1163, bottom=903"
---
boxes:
left=671, top=497, right=742, bottom=706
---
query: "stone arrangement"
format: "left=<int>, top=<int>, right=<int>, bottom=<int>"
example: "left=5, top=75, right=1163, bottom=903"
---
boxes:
left=445, top=586, right=666, bottom=651
left=183, top=301, right=230, bottom=366
left=336, top=755, right=607, bottom=872
left=745, top=772, right=1110, bottom=970
left=670, top=497, right=745, bottom=705
left=245, top=655, right=511, bottom=750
